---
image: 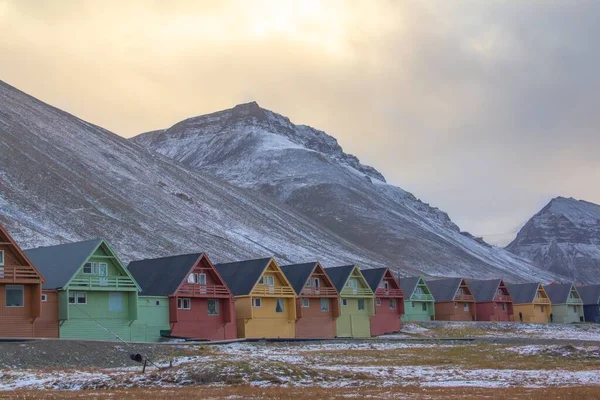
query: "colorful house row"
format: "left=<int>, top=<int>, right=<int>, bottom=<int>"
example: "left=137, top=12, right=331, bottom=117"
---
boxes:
left=3, top=226, right=598, bottom=342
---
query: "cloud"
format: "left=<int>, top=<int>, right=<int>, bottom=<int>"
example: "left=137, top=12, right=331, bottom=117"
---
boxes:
left=1, top=0, right=599, bottom=240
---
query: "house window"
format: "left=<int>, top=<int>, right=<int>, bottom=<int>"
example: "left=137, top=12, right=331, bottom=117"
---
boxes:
left=463, top=303, right=469, bottom=312
left=454, top=302, right=458, bottom=308
left=0, top=250, right=4, bottom=265
left=412, top=302, right=416, bottom=308
left=498, top=289, right=503, bottom=297
left=541, top=305, right=546, bottom=313
left=41, top=294, right=48, bottom=302
left=346, top=279, right=358, bottom=289
left=83, top=262, right=93, bottom=274
left=313, top=278, right=320, bottom=287
left=187, top=273, right=197, bottom=284
left=275, top=298, right=285, bottom=313
left=252, top=298, right=262, bottom=308
left=414, top=287, right=423, bottom=295
left=422, top=302, right=427, bottom=311
left=98, top=263, right=108, bottom=276
left=109, top=292, right=124, bottom=312
left=5, top=285, right=24, bottom=307
left=320, top=298, right=329, bottom=312
left=260, top=275, right=275, bottom=286
left=502, top=303, right=506, bottom=311
left=301, top=298, right=310, bottom=308
left=208, top=299, right=219, bottom=316
left=573, top=305, right=577, bottom=313
left=358, top=299, right=365, bottom=311
left=390, top=298, right=397, bottom=310
left=494, top=302, right=497, bottom=309
left=198, top=273, right=207, bottom=285
left=155, top=300, right=160, bottom=306
left=536, top=291, right=541, bottom=298
left=341, top=298, right=348, bottom=307
left=69, top=291, right=87, bottom=305
left=376, top=298, right=381, bottom=307
left=178, top=298, right=191, bottom=310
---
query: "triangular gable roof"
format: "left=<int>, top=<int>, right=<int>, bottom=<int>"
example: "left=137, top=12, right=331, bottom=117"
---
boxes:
left=280, top=262, right=324, bottom=296
left=398, top=277, right=427, bottom=300
left=127, top=253, right=226, bottom=297
left=578, top=285, right=600, bottom=305
left=0, top=224, right=46, bottom=284
left=426, top=278, right=465, bottom=302
left=326, top=265, right=372, bottom=294
left=544, top=283, right=579, bottom=304
left=25, top=238, right=139, bottom=291
left=362, top=267, right=399, bottom=292
left=468, top=279, right=504, bottom=302
left=505, top=282, right=543, bottom=304
left=215, top=257, right=283, bottom=296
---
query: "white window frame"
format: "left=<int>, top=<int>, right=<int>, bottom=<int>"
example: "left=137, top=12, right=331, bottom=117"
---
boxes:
left=341, top=298, right=348, bottom=307
left=155, top=300, right=160, bottom=306
left=346, top=279, right=358, bottom=289
left=463, top=303, right=469, bottom=311
left=376, top=298, right=381, bottom=307
left=301, top=298, right=310, bottom=308
left=414, top=287, right=423, bottom=295
left=5, top=285, right=24, bottom=307
left=275, top=298, right=285, bottom=313
left=422, top=302, right=427, bottom=311
left=0, top=250, right=4, bottom=265
left=358, top=299, right=365, bottom=311
left=320, top=298, right=329, bottom=312
left=502, top=302, right=506, bottom=311
left=198, top=273, right=207, bottom=285
left=41, top=294, right=48, bottom=302
left=252, top=298, right=262, bottom=308
left=494, top=302, right=497, bottom=309
left=208, top=299, right=219, bottom=316
left=390, top=298, right=397, bottom=310
left=83, top=262, right=93, bottom=274
left=454, top=302, right=458, bottom=309
left=98, top=262, right=108, bottom=277
left=187, top=273, right=197, bottom=284
left=178, top=298, right=191, bottom=310
left=69, top=291, right=87, bottom=305
left=313, top=278, right=320, bottom=288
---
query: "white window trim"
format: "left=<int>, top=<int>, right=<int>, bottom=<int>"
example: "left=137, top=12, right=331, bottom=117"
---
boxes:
left=390, top=298, right=396, bottom=310
left=313, top=278, right=320, bottom=288
left=376, top=298, right=381, bottom=306
left=253, top=298, right=262, bottom=308
left=341, top=298, right=348, bottom=307
left=83, top=262, right=93, bottom=274
left=69, top=291, right=87, bottom=305
left=199, top=273, right=207, bottom=285
left=178, top=298, right=191, bottom=310
left=320, top=298, right=329, bottom=312
left=5, top=285, right=24, bottom=307
left=358, top=299, right=365, bottom=311
left=0, top=250, right=4, bottom=266
left=275, top=298, right=285, bottom=313
left=301, top=298, right=310, bottom=308
left=98, top=262, right=108, bottom=276
left=208, top=299, right=219, bottom=316
left=41, top=294, right=48, bottom=302
left=463, top=303, right=469, bottom=311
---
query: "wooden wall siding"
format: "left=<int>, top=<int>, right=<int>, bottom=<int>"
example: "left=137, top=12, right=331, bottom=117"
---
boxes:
left=370, top=297, right=402, bottom=336
left=234, top=297, right=295, bottom=338
left=37, top=291, right=59, bottom=338
left=169, top=297, right=236, bottom=340
left=434, top=301, right=476, bottom=321
left=294, top=297, right=337, bottom=339
left=59, top=291, right=140, bottom=341
left=550, top=304, right=585, bottom=324
left=131, top=296, right=170, bottom=342
left=513, top=303, right=551, bottom=323
left=402, top=300, right=435, bottom=322
left=475, top=302, right=513, bottom=322
left=336, top=298, right=372, bottom=338
left=177, top=258, right=231, bottom=298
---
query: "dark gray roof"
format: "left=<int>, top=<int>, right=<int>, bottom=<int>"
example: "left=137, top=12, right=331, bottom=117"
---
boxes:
left=425, top=278, right=463, bottom=302
left=505, top=283, right=540, bottom=304
left=325, top=265, right=356, bottom=292
left=361, top=268, right=388, bottom=292
left=280, top=263, right=318, bottom=295
left=127, top=253, right=203, bottom=296
left=578, top=285, right=600, bottom=305
left=468, top=279, right=502, bottom=302
left=398, top=277, right=421, bottom=298
left=544, top=284, right=577, bottom=304
left=215, top=258, right=271, bottom=296
left=25, top=239, right=103, bottom=290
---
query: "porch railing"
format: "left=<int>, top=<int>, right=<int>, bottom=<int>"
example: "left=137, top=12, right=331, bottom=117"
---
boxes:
left=69, top=276, right=138, bottom=291
left=375, top=288, right=403, bottom=297
left=0, top=265, right=42, bottom=283
left=178, top=284, right=230, bottom=297
left=454, top=294, right=475, bottom=302
left=252, top=286, right=296, bottom=297
left=301, top=286, right=338, bottom=297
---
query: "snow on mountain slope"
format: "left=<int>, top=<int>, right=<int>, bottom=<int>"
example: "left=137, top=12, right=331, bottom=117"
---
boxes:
left=0, top=80, right=422, bottom=271
left=132, top=102, right=558, bottom=282
left=507, top=197, right=600, bottom=283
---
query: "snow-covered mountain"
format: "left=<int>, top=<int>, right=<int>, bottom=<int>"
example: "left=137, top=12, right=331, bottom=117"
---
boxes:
left=507, top=197, right=600, bottom=283
left=132, top=102, right=557, bottom=281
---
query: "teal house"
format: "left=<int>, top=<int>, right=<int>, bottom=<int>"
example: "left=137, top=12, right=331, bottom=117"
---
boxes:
left=25, top=239, right=143, bottom=341
left=398, top=277, right=435, bottom=322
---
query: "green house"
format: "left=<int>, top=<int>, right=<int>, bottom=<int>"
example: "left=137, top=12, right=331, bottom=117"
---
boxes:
left=398, top=277, right=435, bottom=322
left=544, top=283, right=585, bottom=323
left=326, top=265, right=374, bottom=338
left=25, top=239, right=143, bottom=341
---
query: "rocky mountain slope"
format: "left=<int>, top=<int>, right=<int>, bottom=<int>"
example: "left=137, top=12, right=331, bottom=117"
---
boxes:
left=0, top=80, right=417, bottom=270
left=132, top=102, right=556, bottom=281
left=507, top=197, right=600, bottom=283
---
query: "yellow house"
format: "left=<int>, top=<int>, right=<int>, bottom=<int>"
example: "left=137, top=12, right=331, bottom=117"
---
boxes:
left=215, top=258, right=296, bottom=338
left=506, top=282, right=551, bottom=324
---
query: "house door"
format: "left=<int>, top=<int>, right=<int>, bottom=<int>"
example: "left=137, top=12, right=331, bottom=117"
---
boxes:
left=98, top=263, right=108, bottom=286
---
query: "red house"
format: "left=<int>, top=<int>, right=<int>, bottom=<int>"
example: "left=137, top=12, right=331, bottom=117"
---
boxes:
left=362, top=267, right=404, bottom=336
left=468, top=279, right=514, bottom=322
left=128, top=253, right=236, bottom=340
left=281, top=262, right=340, bottom=338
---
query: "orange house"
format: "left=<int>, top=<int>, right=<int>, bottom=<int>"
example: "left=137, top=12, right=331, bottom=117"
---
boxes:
left=426, top=278, right=476, bottom=321
left=0, top=224, right=58, bottom=338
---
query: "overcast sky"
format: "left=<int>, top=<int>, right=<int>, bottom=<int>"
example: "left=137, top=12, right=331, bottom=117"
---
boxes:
left=1, top=0, right=599, bottom=245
